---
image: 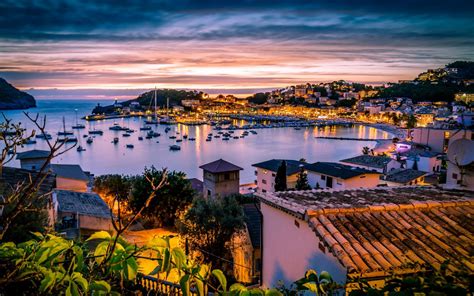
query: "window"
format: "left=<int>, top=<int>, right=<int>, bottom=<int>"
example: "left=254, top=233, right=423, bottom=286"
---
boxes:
left=262, top=189, right=267, bottom=193
left=452, top=173, right=458, bottom=179
left=271, top=173, right=276, bottom=177
left=254, top=170, right=258, bottom=176
left=207, top=189, right=211, bottom=196
left=321, top=175, right=326, bottom=180
left=224, top=173, right=230, bottom=180
left=262, top=179, right=267, bottom=184
left=294, top=220, right=300, bottom=228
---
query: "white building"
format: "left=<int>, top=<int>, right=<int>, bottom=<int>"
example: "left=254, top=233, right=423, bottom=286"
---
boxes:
left=446, top=138, right=474, bottom=190
left=49, top=164, right=91, bottom=192
left=411, top=127, right=474, bottom=153
left=252, top=159, right=306, bottom=194
left=256, top=187, right=474, bottom=289
left=16, top=150, right=50, bottom=171
left=304, top=162, right=381, bottom=189
left=340, top=155, right=402, bottom=174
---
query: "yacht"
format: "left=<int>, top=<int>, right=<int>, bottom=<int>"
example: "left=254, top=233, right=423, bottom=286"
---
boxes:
left=86, top=137, right=93, bottom=144
left=112, top=137, right=119, bottom=144
left=88, top=130, right=103, bottom=135
left=138, top=136, right=144, bottom=141
left=145, top=88, right=159, bottom=124
left=25, top=139, right=37, bottom=145
left=126, top=144, right=134, bottom=149
left=58, top=117, right=77, bottom=142
left=77, top=146, right=86, bottom=152
left=36, top=133, right=52, bottom=140
left=140, top=126, right=152, bottom=131
left=72, top=109, right=86, bottom=129
left=169, top=145, right=181, bottom=151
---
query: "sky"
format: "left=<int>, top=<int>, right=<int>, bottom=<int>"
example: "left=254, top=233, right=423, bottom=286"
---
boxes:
left=1, top=0, right=473, bottom=99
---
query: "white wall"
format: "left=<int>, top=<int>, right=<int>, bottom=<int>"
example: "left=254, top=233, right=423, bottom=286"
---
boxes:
left=254, top=168, right=298, bottom=194
left=307, top=172, right=380, bottom=189
left=406, top=156, right=441, bottom=173
left=56, top=177, right=88, bottom=192
left=261, top=203, right=347, bottom=288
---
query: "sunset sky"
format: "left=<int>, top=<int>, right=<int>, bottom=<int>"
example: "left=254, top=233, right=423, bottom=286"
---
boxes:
left=1, top=0, right=473, bottom=98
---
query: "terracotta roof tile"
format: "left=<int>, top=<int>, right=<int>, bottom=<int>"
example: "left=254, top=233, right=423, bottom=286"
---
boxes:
left=258, top=186, right=474, bottom=277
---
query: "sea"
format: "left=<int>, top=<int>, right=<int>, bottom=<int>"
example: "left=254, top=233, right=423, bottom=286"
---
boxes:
left=1, top=99, right=390, bottom=183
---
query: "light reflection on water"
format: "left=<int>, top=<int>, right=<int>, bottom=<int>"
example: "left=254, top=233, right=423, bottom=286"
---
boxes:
left=2, top=100, right=390, bottom=183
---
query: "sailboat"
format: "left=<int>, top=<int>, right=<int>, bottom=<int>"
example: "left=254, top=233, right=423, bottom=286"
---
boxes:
left=72, top=109, right=86, bottom=129
left=160, top=97, right=177, bottom=124
left=145, top=88, right=159, bottom=125
left=58, top=116, right=78, bottom=143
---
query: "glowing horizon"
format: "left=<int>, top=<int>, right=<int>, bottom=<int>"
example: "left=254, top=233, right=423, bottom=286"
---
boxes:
left=1, top=1, right=473, bottom=98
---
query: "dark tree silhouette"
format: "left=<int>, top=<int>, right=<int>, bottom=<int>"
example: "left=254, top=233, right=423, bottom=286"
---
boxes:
left=274, top=161, right=287, bottom=192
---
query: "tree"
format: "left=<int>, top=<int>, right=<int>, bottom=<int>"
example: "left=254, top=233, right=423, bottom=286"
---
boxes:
left=406, top=114, right=417, bottom=129
left=128, top=166, right=195, bottom=228
left=412, top=159, right=419, bottom=170
left=94, top=174, right=132, bottom=203
left=295, top=168, right=311, bottom=190
left=274, top=161, right=287, bottom=191
left=177, top=196, right=245, bottom=275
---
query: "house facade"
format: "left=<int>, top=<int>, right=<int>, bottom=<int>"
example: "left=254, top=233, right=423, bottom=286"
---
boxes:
left=252, top=159, right=306, bottom=193
left=256, top=187, right=474, bottom=289
left=304, top=162, right=381, bottom=189
left=49, top=164, right=91, bottom=192
left=199, top=159, right=242, bottom=199
left=340, top=155, right=402, bottom=174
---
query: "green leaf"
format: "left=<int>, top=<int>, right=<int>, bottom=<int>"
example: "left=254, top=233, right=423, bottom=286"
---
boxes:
left=90, top=280, right=111, bottom=293
left=86, top=231, right=111, bottom=242
left=93, top=241, right=109, bottom=264
left=212, top=269, right=227, bottom=292
left=230, top=283, right=246, bottom=292
left=249, top=288, right=265, bottom=296
left=195, top=278, right=205, bottom=296
left=149, top=265, right=162, bottom=276
left=319, top=271, right=332, bottom=283
left=72, top=272, right=88, bottom=293
left=125, top=257, right=138, bottom=280
left=180, top=274, right=190, bottom=296
left=39, top=270, right=56, bottom=292
left=161, top=248, right=171, bottom=274
left=172, top=247, right=186, bottom=270
left=303, top=282, right=318, bottom=293
left=264, top=289, right=283, bottom=296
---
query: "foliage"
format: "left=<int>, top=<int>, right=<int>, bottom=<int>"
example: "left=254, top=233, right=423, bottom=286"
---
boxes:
left=274, top=161, right=287, bottom=192
left=362, top=146, right=370, bottom=155
left=129, top=166, right=195, bottom=228
left=405, top=114, right=417, bottom=129
left=248, top=92, right=270, bottom=105
left=176, top=196, right=245, bottom=276
left=335, top=98, right=356, bottom=108
left=94, top=174, right=133, bottom=202
left=295, top=168, right=311, bottom=190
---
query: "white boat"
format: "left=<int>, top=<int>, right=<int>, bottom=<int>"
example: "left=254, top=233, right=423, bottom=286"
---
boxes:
left=88, top=129, right=103, bottom=135
left=77, top=146, right=86, bottom=152
left=72, top=110, right=85, bottom=129
left=86, top=137, right=93, bottom=144
left=126, top=144, right=134, bottom=149
left=36, top=133, right=52, bottom=139
left=58, top=117, right=77, bottom=142
left=112, top=137, right=119, bottom=144
left=140, top=126, right=152, bottom=131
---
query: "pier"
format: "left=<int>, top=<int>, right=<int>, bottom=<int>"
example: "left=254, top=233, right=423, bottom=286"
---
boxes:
left=315, top=136, right=384, bottom=141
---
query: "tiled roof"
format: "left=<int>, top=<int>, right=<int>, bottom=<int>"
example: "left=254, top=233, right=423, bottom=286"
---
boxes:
left=16, top=149, right=50, bottom=160
left=199, top=159, right=243, bottom=173
left=252, top=159, right=306, bottom=175
left=340, top=155, right=393, bottom=169
left=308, top=201, right=473, bottom=277
left=49, top=164, right=89, bottom=181
left=243, top=203, right=262, bottom=248
left=304, top=162, right=380, bottom=179
left=55, top=189, right=111, bottom=218
left=257, top=187, right=474, bottom=278
left=0, top=166, right=56, bottom=196
left=382, top=169, right=426, bottom=184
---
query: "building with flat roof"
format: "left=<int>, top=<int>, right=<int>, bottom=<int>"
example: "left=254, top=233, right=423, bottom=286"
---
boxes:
left=49, top=164, right=91, bottom=192
left=16, top=149, right=50, bottom=171
left=252, top=159, right=306, bottom=193
left=340, top=155, right=401, bottom=174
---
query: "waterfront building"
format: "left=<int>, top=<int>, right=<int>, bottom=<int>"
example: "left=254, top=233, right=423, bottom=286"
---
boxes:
left=199, top=159, right=242, bottom=199
left=391, top=149, right=442, bottom=173
left=455, top=92, right=474, bottom=104
left=252, top=159, right=306, bottom=193
left=16, top=149, right=50, bottom=171
left=340, top=155, right=402, bottom=174
left=304, top=162, right=381, bottom=189
left=256, top=186, right=474, bottom=289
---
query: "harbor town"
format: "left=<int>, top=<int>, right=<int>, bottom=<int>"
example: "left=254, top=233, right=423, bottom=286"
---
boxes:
left=0, top=1, right=473, bottom=294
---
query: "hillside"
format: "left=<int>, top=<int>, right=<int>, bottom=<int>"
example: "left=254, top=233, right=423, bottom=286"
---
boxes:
left=0, top=78, right=36, bottom=110
left=92, top=89, right=201, bottom=114
left=376, top=61, right=474, bottom=102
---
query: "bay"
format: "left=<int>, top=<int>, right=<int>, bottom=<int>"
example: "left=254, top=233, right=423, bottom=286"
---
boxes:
left=1, top=99, right=390, bottom=183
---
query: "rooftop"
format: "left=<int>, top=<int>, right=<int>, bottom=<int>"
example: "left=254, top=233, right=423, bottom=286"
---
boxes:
left=0, top=166, right=56, bottom=196
left=243, top=203, right=262, bottom=249
left=340, top=155, right=394, bottom=169
left=258, top=186, right=474, bottom=278
left=199, top=159, right=243, bottom=173
left=188, top=178, right=203, bottom=193
left=383, top=169, right=427, bottom=184
left=55, top=189, right=111, bottom=218
left=16, top=149, right=50, bottom=160
left=252, top=159, right=306, bottom=175
left=49, top=164, right=89, bottom=182
left=304, top=162, right=380, bottom=179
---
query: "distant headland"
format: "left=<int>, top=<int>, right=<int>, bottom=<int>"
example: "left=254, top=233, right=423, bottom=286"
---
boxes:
left=0, top=78, right=36, bottom=110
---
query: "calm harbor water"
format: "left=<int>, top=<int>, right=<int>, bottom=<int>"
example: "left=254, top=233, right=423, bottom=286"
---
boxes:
left=2, top=100, right=390, bottom=183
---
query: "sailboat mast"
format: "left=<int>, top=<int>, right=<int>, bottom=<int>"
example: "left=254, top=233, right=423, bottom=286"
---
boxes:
left=166, top=97, right=169, bottom=116
left=63, top=116, right=66, bottom=133
left=154, top=87, right=157, bottom=120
